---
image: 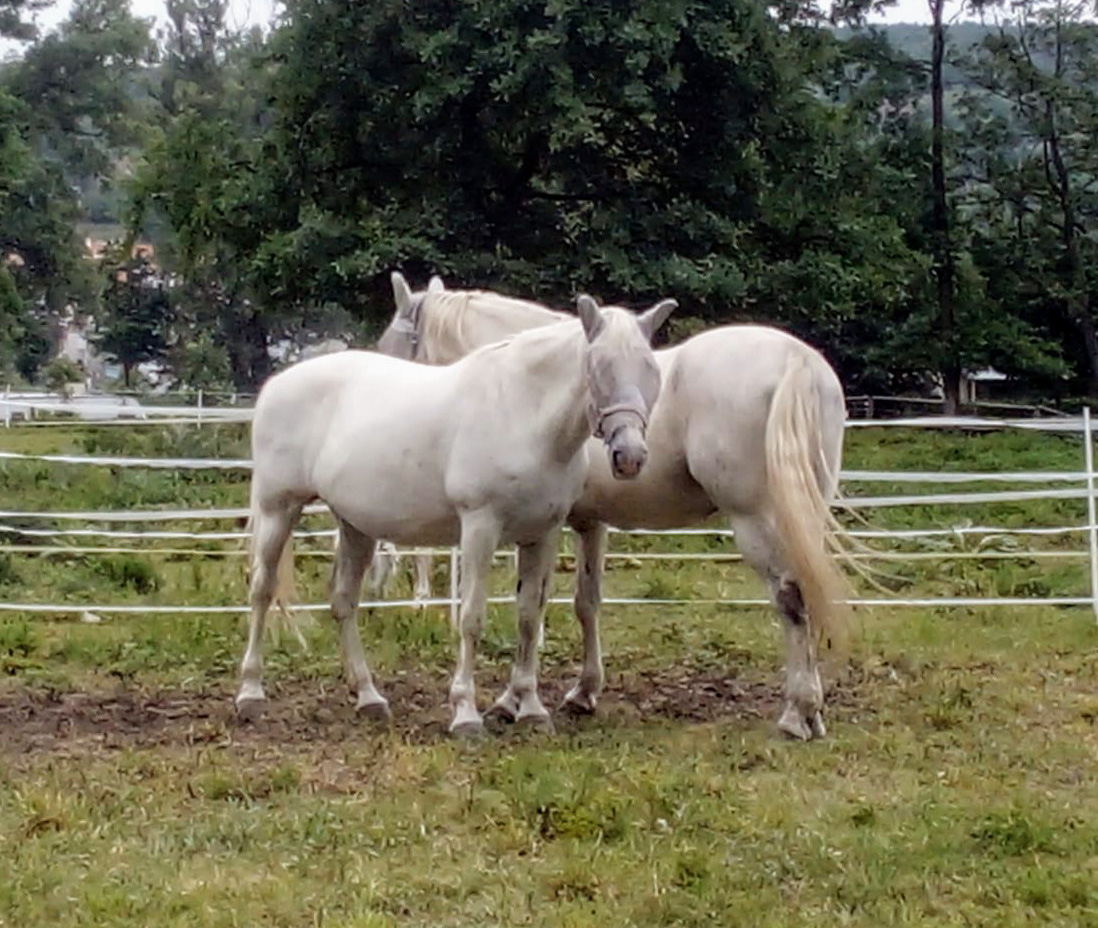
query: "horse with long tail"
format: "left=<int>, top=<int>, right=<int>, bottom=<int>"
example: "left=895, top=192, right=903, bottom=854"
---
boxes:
left=377, top=273, right=854, bottom=741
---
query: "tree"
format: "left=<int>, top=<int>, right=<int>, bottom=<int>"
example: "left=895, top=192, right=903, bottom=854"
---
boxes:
left=1, top=0, right=156, bottom=382
left=960, top=0, right=1098, bottom=395
left=130, top=0, right=296, bottom=391
left=207, top=0, right=926, bottom=353
left=94, top=247, right=171, bottom=386
left=927, top=0, right=962, bottom=412
left=0, top=0, right=48, bottom=42
left=6, top=0, right=156, bottom=182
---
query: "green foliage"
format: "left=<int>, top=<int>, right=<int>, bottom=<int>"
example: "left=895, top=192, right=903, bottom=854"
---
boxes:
left=0, top=0, right=46, bottom=42
left=89, top=555, right=161, bottom=595
left=41, top=356, right=83, bottom=395
left=3, top=2, right=1098, bottom=397
left=93, top=248, right=171, bottom=386
left=954, top=2, right=1098, bottom=395
left=1, top=0, right=156, bottom=383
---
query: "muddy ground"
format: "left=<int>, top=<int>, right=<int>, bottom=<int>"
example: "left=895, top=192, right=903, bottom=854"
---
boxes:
left=0, top=664, right=871, bottom=765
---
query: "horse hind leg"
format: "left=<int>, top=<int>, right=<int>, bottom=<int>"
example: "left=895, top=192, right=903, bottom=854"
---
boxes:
left=731, top=513, right=826, bottom=741
left=560, top=522, right=608, bottom=715
left=331, top=518, right=390, bottom=722
left=413, top=551, right=433, bottom=607
left=366, top=541, right=400, bottom=597
left=236, top=502, right=300, bottom=720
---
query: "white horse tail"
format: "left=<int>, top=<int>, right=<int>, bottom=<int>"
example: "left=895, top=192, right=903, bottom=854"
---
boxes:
left=764, top=352, right=853, bottom=652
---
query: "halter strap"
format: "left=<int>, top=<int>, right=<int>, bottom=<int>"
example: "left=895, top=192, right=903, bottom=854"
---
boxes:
left=392, top=295, right=426, bottom=360
left=592, top=402, right=648, bottom=440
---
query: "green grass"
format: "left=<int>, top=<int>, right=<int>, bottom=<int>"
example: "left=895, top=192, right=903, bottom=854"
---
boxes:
left=1, top=423, right=1098, bottom=926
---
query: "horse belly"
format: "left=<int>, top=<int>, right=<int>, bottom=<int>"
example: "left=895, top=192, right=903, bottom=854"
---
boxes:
left=322, top=475, right=462, bottom=546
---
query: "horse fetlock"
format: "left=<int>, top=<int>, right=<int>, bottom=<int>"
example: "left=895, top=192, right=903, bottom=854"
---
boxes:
left=785, top=669, right=823, bottom=712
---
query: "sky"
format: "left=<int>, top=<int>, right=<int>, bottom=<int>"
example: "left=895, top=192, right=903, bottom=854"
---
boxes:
left=38, top=0, right=279, bottom=34
left=12, top=0, right=937, bottom=41
left=1, top=0, right=942, bottom=60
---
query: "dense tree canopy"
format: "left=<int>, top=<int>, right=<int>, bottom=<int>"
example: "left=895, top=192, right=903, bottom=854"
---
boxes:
left=1, top=0, right=1097, bottom=399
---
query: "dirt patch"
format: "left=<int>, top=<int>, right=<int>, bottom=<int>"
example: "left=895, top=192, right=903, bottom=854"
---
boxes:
left=0, top=664, right=866, bottom=760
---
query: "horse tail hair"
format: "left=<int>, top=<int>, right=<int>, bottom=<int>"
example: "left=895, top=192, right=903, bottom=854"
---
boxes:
left=764, top=352, right=855, bottom=654
left=245, top=482, right=309, bottom=649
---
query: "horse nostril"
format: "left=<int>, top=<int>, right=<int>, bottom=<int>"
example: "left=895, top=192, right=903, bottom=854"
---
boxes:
left=612, top=449, right=625, bottom=473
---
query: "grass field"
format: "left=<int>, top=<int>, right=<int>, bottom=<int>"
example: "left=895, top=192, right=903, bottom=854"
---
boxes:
left=1, top=422, right=1097, bottom=927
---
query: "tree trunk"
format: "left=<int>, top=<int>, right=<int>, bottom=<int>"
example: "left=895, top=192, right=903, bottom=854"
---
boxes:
left=224, top=304, right=271, bottom=393
left=123, top=361, right=132, bottom=387
left=1074, top=310, right=1098, bottom=397
left=929, top=0, right=960, bottom=414
left=1041, top=14, right=1098, bottom=396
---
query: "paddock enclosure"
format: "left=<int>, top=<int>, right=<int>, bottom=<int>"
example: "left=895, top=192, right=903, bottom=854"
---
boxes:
left=2, top=412, right=1098, bottom=927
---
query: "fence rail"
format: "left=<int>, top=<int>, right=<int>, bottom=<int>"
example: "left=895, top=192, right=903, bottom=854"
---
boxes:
left=1, top=409, right=1097, bottom=622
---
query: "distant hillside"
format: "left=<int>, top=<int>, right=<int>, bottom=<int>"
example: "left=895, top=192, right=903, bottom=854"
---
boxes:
left=833, top=20, right=1026, bottom=87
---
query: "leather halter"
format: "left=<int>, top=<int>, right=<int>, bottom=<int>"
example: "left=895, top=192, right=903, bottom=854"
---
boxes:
left=592, top=401, right=649, bottom=440
left=392, top=295, right=426, bottom=360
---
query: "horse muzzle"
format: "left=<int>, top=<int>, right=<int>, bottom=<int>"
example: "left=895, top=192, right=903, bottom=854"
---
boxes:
left=607, top=426, right=649, bottom=480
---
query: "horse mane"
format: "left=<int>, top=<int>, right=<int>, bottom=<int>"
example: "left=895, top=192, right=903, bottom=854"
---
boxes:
left=418, top=289, right=571, bottom=356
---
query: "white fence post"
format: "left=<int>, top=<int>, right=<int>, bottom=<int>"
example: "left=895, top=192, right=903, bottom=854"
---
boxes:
left=3, top=384, right=9, bottom=428
left=1084, top=407, right=1098, bottom=622
left=196, top=389, right=204, bottom=426
left=449, top=547, right=460, bottom=630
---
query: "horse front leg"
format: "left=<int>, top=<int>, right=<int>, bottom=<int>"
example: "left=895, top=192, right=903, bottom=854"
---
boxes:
left=449, top=512, right=500, bottom=737
left=561, top=522, right=607, bottom=715
left=488, top=528, right=561, bottom=730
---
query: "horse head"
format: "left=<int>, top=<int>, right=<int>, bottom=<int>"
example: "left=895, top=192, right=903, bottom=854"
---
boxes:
left=576, top=294, right=677, bottom=480
left=376, top=271, right=445, bottom=361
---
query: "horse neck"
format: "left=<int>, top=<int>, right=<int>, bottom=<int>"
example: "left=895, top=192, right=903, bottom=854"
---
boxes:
left=420, top=292, right=567, bottom=364
left=501, top=323, right=592, bottom=456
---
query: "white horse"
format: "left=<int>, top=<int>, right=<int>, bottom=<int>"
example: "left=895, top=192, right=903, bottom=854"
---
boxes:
left=377, top=274, right=852, bottom=741
left=237, top=291, right=676, bottom=736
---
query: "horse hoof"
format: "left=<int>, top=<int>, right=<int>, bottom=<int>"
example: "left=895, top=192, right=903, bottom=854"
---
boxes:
left=777, top=704, right=812, bottom=742
left=450, top=718, right=486, bottom=740
left=516, top=711, right=555, bottom=734
left=235, top=694, right=266, bottom=722
left=559, top=689, right=597, bottom=716
left=809, top=711, right=827, bottom=740
left=356, top=699, right=392, bottom=725
left=484, top=699, right=518, bottom=725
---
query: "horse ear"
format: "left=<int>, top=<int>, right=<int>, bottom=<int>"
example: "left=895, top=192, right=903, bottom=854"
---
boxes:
left=427, top=275, right=445, bottom=294
left=637, top=298, right=677, bottom=341
left=390, top=271, right=414, bottom=317
left=576, top=294, right=605, bottom=341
